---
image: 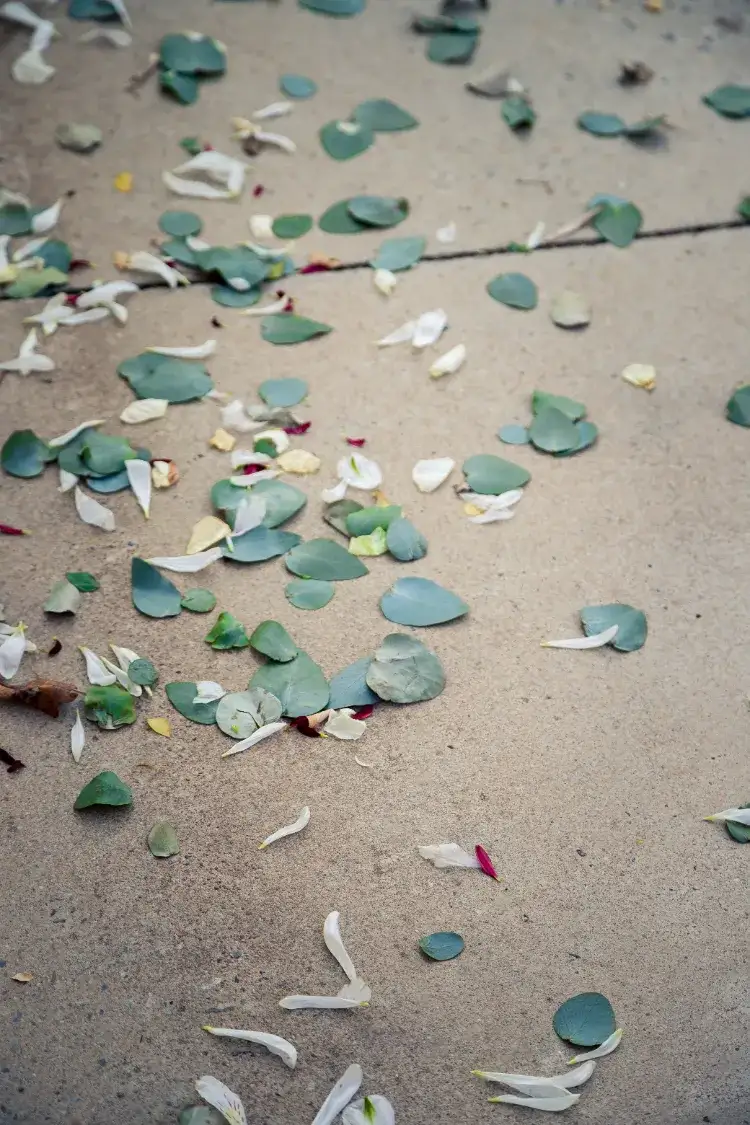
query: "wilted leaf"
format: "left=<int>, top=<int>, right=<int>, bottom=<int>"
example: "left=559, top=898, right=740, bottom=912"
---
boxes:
left=131, top=558, right=182, bottom=618
left=580, top=603, right=647, bottom=652
left=463, top=453, right=530, bottom=494
left=43, top=579, right=81, bottom=615
left=250, top=620, right=298, bottom=662
left=147, top=820, right=179, bottom=857
left=74, top=770, right=133, bottom=809
left=146, top=717, right=171, bottom=737
left=380, top=576, right=468, bottom=627
left=365, top=633, right=445, bottom=703
left=419, top=931, right=464, bottom=961
left=204, top=611, right=250, bottom=650
left=486, top=272, right=537, bottom=309
left=250, top=652, right=329, bottom=717
left=165, top=681, right=220, bottom=724
left=286, top=538, right=368, bottom=581
left=553, top=992, right=616, bottom=1047
left=285, top=579, right=335, bottom=610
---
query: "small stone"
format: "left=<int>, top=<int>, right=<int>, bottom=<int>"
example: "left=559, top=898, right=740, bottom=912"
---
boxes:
left=55, top=123, right=103, bottom=154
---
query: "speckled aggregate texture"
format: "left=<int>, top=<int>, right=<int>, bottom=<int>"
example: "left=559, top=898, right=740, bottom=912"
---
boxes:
left=0, top=1, right=749, bottom=1123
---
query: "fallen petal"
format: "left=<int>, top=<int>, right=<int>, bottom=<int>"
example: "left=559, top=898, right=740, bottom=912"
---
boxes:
left=193, top=681, right=226, bottom=705
left=125, top=458, right=152, bottom=519
left=0, top=624, right=27, bottom=680
left=48, top=419, right=105, bottom=448
left=337, top=453, right=382, bottom=491
left=232, top=495, right=267, bottom=536
left=487, top=1091, right=580, bottom=1111
left=373, top=268, right=398, bottom=297
left=277, top=449, right=321, bottom=475
left=473, top=1060, right=596, bottom=1092
left=31, top=198, right=63, bottom=234
left=74, top=487, right=115, bottom=532
left=147, top=549, right=222, bottom=574
left=70, top=710, right=85, bottom=763
left=704, top=808, right=750, bottom=826
left=412, top=457, right=454, bottom=493
left=312, top=1065, right=363, bottom=1125
left=541, top=624, right=619, bottom=649
left=79, top=646, right=116, bottom=686
left=323, top=710, right=366, bottom=740
left=162, top=171, right=234, bottom=201
left=120, top=398, right=169, bottom=424
left=254, top=101, right=292, bottom=120
left=186, top=515, right=232, bottom=555
left=202, top=1027, right=297, bottom=1069
left=259, top=805, right=310, bottom=849
left=621, top=363, right=656, bottom=391
left=377, top=320, right=416, bottom=347
left=568, top=1028, right=623, bottom=1063
left=221, top=721, right=287, bottom=758
left=324, top=910, right=359, bottom=983
left=146, top=717, right=171, bottom=737
left=337, top=977, right=371, bottom=1003
left=12, top=48, right=55, bottom=84
left=195, top=1076, right=247, bottom=1125
left=475, top=844, right=499, bottom=880
left=429, top=342, right=465, bottom=378
left=418, top=843, right=481, bottom=870
left=436, top=222, right=457, bottom=244
left=279, top=995, right=366, bottom=1011
left=147, top=339, right=216, bottom=359
left=413, top=308, right=448, bottom=349
left=209, top=428, right=236, bottom=452
left=321, top=479, right=348, bottom=504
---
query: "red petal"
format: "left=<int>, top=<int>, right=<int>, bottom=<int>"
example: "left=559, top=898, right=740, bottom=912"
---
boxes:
left=475, top=844, right=499, bottom=880
left=0, top=747, right=25, bottom=773
left=346, top=438, right=366, bottom=448
left=351, top=704, right=375, bottom=720
left=283, top=421, right=311, bottom=436
left=253, top=184, right=265, bottom=198
left=0, top=524, right=27, bottom=536
left=290, top=716, right=322, bottom=738
left=63, top=293, right=80, bottom=307
left=68, top=258, right=92, bottom=271
left=282, top=299, right=295, bottom=313
left=241, top=462, right=266, bottom=476
left=299, top=263, right=329, bottom=275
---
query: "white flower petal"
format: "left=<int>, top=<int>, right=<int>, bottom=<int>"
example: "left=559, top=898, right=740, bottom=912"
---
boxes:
left=312, top=1064, right=363, bottom=1125
left=621, top=363, right=656, bottom=391
left=336, top=453, right=382, bottom=491
left=106, top=0, right=131, bottom=29
left=0, top=351, right=54, bottom=375
left=412, top=457, right=454, bottom=493
left=259, top=805, right=310, bottom=849
left=13, top=236, right=48, bottom=263
left=468, top=508, right=516, bottom=524
left=146, top=339, right=216, bottom=359
left=461, top=489, right=523, bottom=511
left=193, top=681, right=226, bottom=705
left=436, top=222, right=457, bottom=244
left=321, top=479, right=348, bottom=504
left=254, top=101, right=292, bottom=120
left=255, top=129, right=296, bottom=153
left=323, top=710, right=366, bottom=740
left=278, top=995, right=366, bottom=1011
left=74, top=486, right=115, bottom=531
left=162, top=170, right=234, bottom=201
left=126, top=251, right=188, bottom=289
left=473, top=1061, right=596, bottom=1092
left=568, top=1029, right=623, bottom=1064
left=248, top=214, right=275, bottom=240
left=147, top=548, right=222, bottom=573
left=541, top=624, right=619, bottom=649
left=413, top=308, right=448, bottom=349
left=0, top=624, right=26, bottom=680
left=524, top=220, right=546, bottom=251
left=418, top=843, right=481, bottom=870
left=125, top=458, right=151, bottom=519
left=377, top=320, right=416, bottom=347
left=373, top=268, right=397, bottom=297
left=70, top=711, right=85, bottom=763
left=337, top=977, right=371, bottom=1003
left=704, top=808, right=750, bottom=826
left=429, top=342, right=465, bottom=378
left=232, top=495, right=267, bottom=536
left=79, top=646, right=116, bottom=687
left=48, top=419, right=105, bottom=448
left=220, top=399, right=261, bottom=433
left=252, top=428, right=289, bottom=454
left=240, top=294, right=288, bottom=317
left=195, top=1075, right=247, bottom=1125
left=108, top=644, right=140, bottom=673
left=230, top=449, right=272, bottom=470
left=120, top=398, right=169, bottom=424
left=31, top=197, right=63, bottom=234
left=60, top=307, right=111, bottom=326
left=202, top=1027, right=297, bottom=1069
left=1, top=2, right=45, bottom=32
left=79, top=26, right=132, bottom=46
left=487, top=1091, right=580, bottom=1112
left=229, top=470, right=279, bottom=487
left=324, top=910, right=358, bottom=983
left=77, top=280, right=138, bottom=309
left=99, top=655, right=141, bottom=696
left=12, top=48, right=55, bottom=84
left=343, top=1096, right=395, bottom=1125
left=58, top=468, right=78, bottom=493
left=221, top=721, right=287, bottom=758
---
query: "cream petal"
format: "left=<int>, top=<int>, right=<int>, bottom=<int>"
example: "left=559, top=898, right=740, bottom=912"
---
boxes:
left=74, top=487, right=115, bottom=531
left=221, top=721, right=287, bottom=758
left=70, top=711, right=85, bottom=763
left=418, top=843, right=481, bottom=870
left=125, top=459, right=151, bottom=519
left=412, top=308, right=447, bottom=349
left=568, top=1029, right=623, bottom=1064
left=195, top=1075, right=247, bottom=1125
left=312, top=1064, right=363, bottom=1125
left=259, top=805, right=310, bottom=849
left=324, top=911, right=358, bottom=983
left=412, top=457, right=455, bottom=493
left=541, top=624, right=619, bottom=649
left=0, top=624, right=27, bottom=680
left=202, top=1027, right=297, bottom=1069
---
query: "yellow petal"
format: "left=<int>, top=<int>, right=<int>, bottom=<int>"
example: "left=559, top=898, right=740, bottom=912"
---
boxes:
left=12, top=972, right=33, bottom=983
left=209, top=428, right=236, bottom=452
left=372, top=489, right=391, bottom=507
left=113, top=250, right=131, bottom=270
left=267, top=260, right=285, bottom=280
left=621, top=363, right=656, bottom=391
left=186, top=514, right=231, bottom=554
left=147, top=717, right=171, bottom=737
left=276, top=449, right=321, bottom=475
left=114, top=171, right=133, bottom=193
left=464, top=502, right=484, bottom=517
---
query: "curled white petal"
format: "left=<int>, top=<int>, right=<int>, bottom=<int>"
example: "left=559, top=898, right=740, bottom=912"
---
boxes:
left=100, top=655, right=142, bottom=697
left=120, top=398, right=169, bottom=424
left=195, top=1075, right=247, bottom=1125
left=568, top=1029, right=623, bottom=1064
left=412, top=308, right=448, bottom=350
left=193, top=681, right=226, bottom=705
left=0, top=624, right=27, bottom=680
left=468, top=508, right=516, bottom=525
left=324, top=910, right=358, bottom=983
left=48, top=419, right=105, bottom=448
left=373, top=268, right=397, bottom=297
left=74, top=486, right=115, bottom=532
left=13, top=236, right=48, bottom=262
left=321, top=479, right=348, bottom=504
left=12, top=46, right=54, bottom=83
left=418, top=843, right=481, bottom=870
left=278, top=995, right=366, bottom=1011
left=162, top=171, right=234, bottom=201
left=232, top=495, right=267, bottom=536
left=77, top=280, right=138, bottom=309
left=126, top=251, right=189, bottom=289
left=377, top=320, right=416, bottom=347
left=202, top=1026, right=297, bottom=1069
left=436, top=222, right=457, bottom=244
left=109, top=645, right=140, bottom=673
left=461, top=489, right=523, bottom=511
left=147, top=549, right=222, bottom=573
left=429, top=342, right=465, bottom=378
left=221, top=721, right=287, bottom=758
left=166, top=151, right=246, bottom=200
left=125, top=459, right=151, bottom=519
left=412, top=457, right=454, bottom=493
left=255, top=129, right=296, bottom=153
left=80, top=646, right=116, bottom=687
left=323, top=710, right=366, bottom=741
left=541, top=624, right=619, bottom=650
left=473, top=1060, right=595, bottom=1092
left=220, top=399, right=261, bottom=433
left=147, top=339, right=216, bottom=359
left=31, top=198, right=63, bottom=234
left=80, top=26, right=132, bottom=46
left=337, top=978, right=371, bottom=1003
left=254, top=101, right=292, bottom=119
left=487, top=1091, right=580, bottom=1112
left=336, top=454, right=382, bottom=491
left=58, top=468, right=78, bottom=492
left=343, top=1096, right=395, bottom=1125
left=70, top=711, right=85, bottom=763
left=524, top=220, right=546, bottom=251
left=251, top=428, right=288, bottom=455
left=312, top=1064, right=363, bottom=1125
left=704, top=808, right=750, bottom=826
left=60, top=307, right=112, bottom=327
left=259, top=805, right=310, bottom=849
left=240, top=294, right=289, bottom=317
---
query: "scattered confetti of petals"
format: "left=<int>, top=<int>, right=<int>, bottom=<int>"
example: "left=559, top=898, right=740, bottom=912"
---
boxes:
left=541, top=624, right=619, bottom=649
left=74, top=487, right=115, bottom=532
left=568, top=1028, right=623, bottom=1064
left=621, top=363, right=656, bottom=391
left=418, top=843, right=481, bottom=870
left=202, top=1027, right=297, bottom=1069
left=259, top=805, right=310, bottom=849
left=429, top=342, right=465, bottom=378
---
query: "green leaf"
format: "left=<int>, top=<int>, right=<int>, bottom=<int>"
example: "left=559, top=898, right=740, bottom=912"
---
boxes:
left=204, top=611, right=250, bottom=650
left=271, top=214, right=313, bottom=239
left=285, top=538, right=368, bottom=581
left=165, top=682, right=219, bottom=724
left=323, top=498, right=363, bottom=536
left=1, top=429, right=49, bottom=478
left=386, top=518, right=428, bottom=562
left=181, top=588, right=216, bottom=612
left=738, top=197, right=750, bottom=222
left=81, top=433, right=136, bottom=476
left=553, top=992, right=616, bottom=1047
left=725, top=804, right=750, bottom=844
left=0, top=203, right=33, bottom=236
left=419, top=931, right=464, bottom=961
left=528, top=406, right=579, bottom=453
left=259, top=377, right=308, bottom=407
left=213, top=478, right=306, bottom=527
left=261, top=313, right=332, bottom=345
left=159, top=33, right=226, bottom=75
left=43, top=579, right=81, bottom=615
left=66, top=571, right=99, bottom=592
left=351, top=99, right=419, bottom=132
left=502, top=96, right=536, bottom=130
left=349, top=528, right=387, bottom=556
left=285, top=579, right=336, bottom=610
left=36, top=240, right=72, bottom=273
left=380, top=576, right=468, bottom=627
left=593, top=202, right=642, bottom=248
left=118, top=353, right=213, bottom=403
left=299, top=0, right=365, bottom=16
left=87, top=469, right=130, bottom=493
left=250, top=651, right=329, bottom=716
left=5, top=267, right=68, bottom=299
left=554, top=420, right=598, bottom=457
left=158, top=210, right=203, bottom=237
left=328, top=657, right=378, bottom=709
left=726, top=385, right=750, bottom=426
left=347, top=195, right=409, bottom=228
left=577, top=111, right=625, bottom=136
left=702, top=84, right=750, bottom=119
left=222, top=527, right=301, bottom=562
left=531, top=390, right=586, bottom=421
left=127, top=658, right=158, bottom=686
left=211, top=284, right=262, bottom=308
left=486, top=272, right=537, bottom=309
left=580, top=603, right=647, bottom=652
left=179, top=1106, right=225, bottom=1125
left=365, top=633, right=445, bottom=703
left=412, top=14, right=478, bottom=32
left=345, top=505, right=401, bottom=536
left=131, top=558, right=182, bottom=619
left=319, top=120, right=374, bottom=160
left=216, top=688, right=282, bottom=737
left=426, top=31, right=479, bottom=65
left=147, top=821, right=179, bottom=858
left=159, top=70, right=199, bottom=105
left=84, top=685, right=137, bottom=729
left=370, top=236, right=426, bottom=272
left=68, top=0, right=119, bottom=19
left=195, top=246, right=269, bottom=288
left=160, top=236, right=201, bottom=266
left=463, top=453, right=530, bottom=494
left=249, top=620, right=298, bottom=662
left=75, top=770, right=133, bottom=810
left=318, top=200, right=368, bottom=234
left=498, top=424, right=530, bottom=445
left=280, top=73, right=318, bottom=99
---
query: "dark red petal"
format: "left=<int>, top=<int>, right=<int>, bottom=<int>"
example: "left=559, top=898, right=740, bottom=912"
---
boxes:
left=282, top=299, right=295, bottom=313
left=241, top=462, right=266, bottom=476
left=0, top=524, right=27, bottom=536
left=475, top=844, right=499, bottom=880
left=290, top=716, right=322, bottom=738
left=283, top=421, right=311, bottom=436
left=346, top=438, right=366, bottom=448
left=275, top=289, right=286, bottom=299
left=68, top=259, right=92, bottom=272
left=0, top=747, right=25, bottom=773
left=203, top=143, right=214, bottom=151
left=63, top=293, right=80, bottom=307
left=47, top=638, right=62, bottom=657
left=299, top=263, right=329, bottom=275
left=351, top=704, right=375, bottom=720
left=253, top=184, right=265, bottom=197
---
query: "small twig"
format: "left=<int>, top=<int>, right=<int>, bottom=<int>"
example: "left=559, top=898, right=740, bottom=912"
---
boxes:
left=125, top=54, right=159, bottom=97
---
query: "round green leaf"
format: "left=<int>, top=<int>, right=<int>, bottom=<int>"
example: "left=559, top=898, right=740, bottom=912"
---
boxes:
left=250, top=651, right=329, bottom=717
left=159, top=237, right=201, bottom=267
left=580, top=603, right=647, bottom=652
left=181, top=588, right=216, bottom=613
left=249, top=620, right=298, bottom=662
left=214, top=478, right=306, bottom=528
left=463, top=454, right=531, bottom=495
left=319, top=120, right=374, bottom=160
left=299, top=0, right=365, bottom=13
left=84, top=685, right=136, bottom=729
left=259, top=377, right=308, bottom=407
left=528, top=406, right=579, bottom=453
left=318, top=200, right=368, bottom=234
left=36, top=239, right=72, bottom=273
left=128, top=658, right=158, bottom=686
left=725, top=804, right=750, bottom=844
left=351, top=99, right=419, bottom=132
left=87, top=469, right=130, bottom=493
left=160, top=70, right=199, bottom=105
left=1, top=429, right=50, bottom=478
left=66, top=571, right=99, bottom=592
left=272, top=214, right=313, bottom=239
left=118, top=353, right=213, bottom=403
left=195, top=246, right=269, bottom=288
left=285, top=579, right=335, bottom=610
left=625, top=115, right=666, bottom=138
left=593, top=202, right=642, bottom=248
left=43, top=579, right=81, bottom=615
left=553, top=992, right=616, bottom=1047
left=216, top=688, right=282, bottom=738
left=158, top=210, right=202, bottom=238
left=328, top=657, right=378, bottom=709
left=726, top=385, right=750, bottom=427
left=370, top=236, right=426, bottom=272
left=419, top=931, right=464, bottom=961
left=131, top=558, right=182, bottom=619
left=148, top=821, right=179, bottom=858
left=380, top=576, right=468, bottom=627
left=81, top=432, right=136, bottom=476
left=554, top=420, right=599, bottom=457
left=427, top=31, right=478, bottom=64
left=285, top=538, right=368, bottom=581
left=74, top=770, right=133, bottom=810
left=261, top=314, right=332, bottom=346
left=211, top=284, right=262, bottom=308
left=497, top=424, right=530, bottom=445
left=531, top=390, right=586, bottom=422
left=159, top=33, right=226, bottom=75
left=502, top=96, right=536, bottom=130
left=323, top=498, right=363, bottom=536
left=577, top=111, right=625, bottom=136
left=345, top=505, right=401, bottom=537
left=703, top=84, right=750, bottom=119
left=280, top=73, right=317, bottom=99
left=0, top=202, right=32, bottom=236
left=204, top=611, right=250, bottom=650
left=347, top=195, right=409, bottom=229
left=165, top=682, right=219, bottom=724
left=365, top=633, right=445, bottom=704
left=386, top=518, right=427, bottom=562
left=486, top=272, right=538, bottom=310
left=223, top=527, right=301, bottom=562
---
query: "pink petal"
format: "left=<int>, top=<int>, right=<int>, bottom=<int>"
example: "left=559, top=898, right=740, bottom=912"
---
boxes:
left=284, top=421, right=311, bottom=436
left=475, top=844, right=499, bottom=880
left=346, top=437, right=366, bottom=448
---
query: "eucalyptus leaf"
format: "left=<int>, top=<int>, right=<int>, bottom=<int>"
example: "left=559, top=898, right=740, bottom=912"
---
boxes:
left=319, top=120, right=374, bottom=160
left=159, top=70, right=199, bottom=106
left=299, top=0, right=365, bottom=14
left=84, top=686, right=137, bottom=730
left=165, top=681, right=220, bottom=724
left=365, top=633, right=445, bottom=703
left=381, top=576, right=468, bottom=627
left=419, top=931, right=464, bottom=961
left=285, top=578, right=335, bottom=610
left=625, top=114, right=667, bottom=138
left=259, top=377, right=308, bottom=407
left=725, top=804, right=750, bottom=844
left=427, top=31, right=479, bottom=65
left=87, top=469, right=130, bottom=493
left=323, top=498, right=363, bottom=535
left=553, top=992, right=616, bottom=1047
left=580, top=603, right=647, bottom=652
left=486, top=272, right=537, bottom=310
left=502, top=96, right=536, bottom=130
left=66, top=571, right=99, bottom=592
left=352, top=99, right=419, bottom=132
left=216, top=688, right=282, bottom=737
left=43, top=579, right=81, bottom=615
left=222, top=527, right=301, bottom=562
left=280, top=74, right=318, bottom=99
left=531, top=390, right=586, bottom=421
left=593, top=201, right=642, bottom=248
left=386, top=518, right=427, bottom=562
left=148, top=821, right=179, bottom=858
left=0, top=203, right=33, bottom=236
left=68, top=0, right=119, bottom=19
left=158, top=210, right=203, bottom=238
left=318, top=200, right=368, bottom=234
left=250, top=651, right=329, bottom=717
left=81, top=433, right=136, bottom=476
left=127, top=658, right=158, bottom=686
left=2, top=429, right=49, bottom=478
left=213, top=478, right=306, bottom=527
left=271, top=214, right=313, bottom=239
left=577, top=111, right=625, bottom=136
left=463, top=454, right=530, bottom=494
left=204, top=611, right=250, bottom=650
left=497, top=424, right=530, bottom=446
left=528, top=407, right=579, bottom=453
left=181, top=588, right=216, bottom=612
left=412, top=14, right=478, bottom=32
left=702, top=84, right=750, bottom=119
left=738, top=197, right=750, bottom=222
left=74, top=770, right=133, bottom=810
left=195, top=246, right=269, bottom=288
left=179, top=1108, right=225, bottom=1125
left=347, top=195, right=409, bottom=228
left=211, top=284, right=262, bottom=308
left=328, top=657, right=378, bottom=709
left=159, top=33, right=226, bottom=75
left=5, top=267, right=68, bottom=300
left=261, top=314, right=332, bottom=345
left=249, top=620, right=298, bottom=662
left=726, top=385, right=750, bottom=427
left=370, top=236, right=426, bottom=272
left=345, top=505, right=401, bottom=536
left=131, top=558, right=182, bottom=619
left=36, top=240, right=73, bottom=273
left=554, top=420, right=598, bottom=457
left=285, top=538, right=368, bottom=581
left=160, top=237, right=201, bottom=267
left=118, top=353, right=213, bottom=403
